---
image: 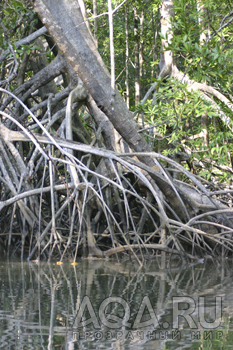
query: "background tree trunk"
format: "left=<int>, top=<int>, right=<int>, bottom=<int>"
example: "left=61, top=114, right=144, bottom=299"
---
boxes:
left=125, top=6, right=130, bottom=108
left=134, top=4, right=140, bottom=106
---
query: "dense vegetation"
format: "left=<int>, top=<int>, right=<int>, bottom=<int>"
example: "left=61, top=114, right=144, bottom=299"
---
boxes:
left=0, top=0, right=233, bottom=262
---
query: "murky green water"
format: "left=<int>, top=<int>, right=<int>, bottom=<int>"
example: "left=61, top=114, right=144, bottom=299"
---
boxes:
left=0, top=257, right=233, bottom=349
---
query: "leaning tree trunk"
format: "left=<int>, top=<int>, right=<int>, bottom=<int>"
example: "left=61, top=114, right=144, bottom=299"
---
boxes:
left=31, top=0, right=151, bottom=156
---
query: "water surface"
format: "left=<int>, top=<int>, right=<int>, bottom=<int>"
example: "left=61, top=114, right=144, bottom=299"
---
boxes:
left=0, top=257, right=233, bottom=349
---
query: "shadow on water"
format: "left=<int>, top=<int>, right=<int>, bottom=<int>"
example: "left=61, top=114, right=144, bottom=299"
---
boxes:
left=1, top=257, right=233, bottom=349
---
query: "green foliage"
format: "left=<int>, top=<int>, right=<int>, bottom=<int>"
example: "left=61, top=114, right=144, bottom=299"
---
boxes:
left=144, top=78, right=212, bottom=135
left=141, top=77, right=233, bottom=181
left=170, top=0, right=233, bottom=91
left=13, top=43, right=41, bottom=59
left=0, top=0, right=35, bottom=44
left=138, top=0, right=233, bottom=182
left=0, top=0, right=39, bottom=92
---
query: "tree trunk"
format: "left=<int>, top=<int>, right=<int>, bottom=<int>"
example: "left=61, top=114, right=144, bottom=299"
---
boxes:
left=31, top=0, right=151, bottom=156
left=125, top=6, right=130, bottom=108
left=93, top=0, right=98, bottom=47
left=139, top=8, right=144, bottom=94
left=134, top=4, right=140, bottom=105
left=159, top=0, right=174, bottom=79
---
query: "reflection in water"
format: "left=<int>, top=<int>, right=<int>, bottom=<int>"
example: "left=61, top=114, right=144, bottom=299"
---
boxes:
left=0, top=258, right=233, bottom=349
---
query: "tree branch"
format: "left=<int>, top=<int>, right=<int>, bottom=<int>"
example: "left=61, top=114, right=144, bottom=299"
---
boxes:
left=0, top=26, right=47, bottom=64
